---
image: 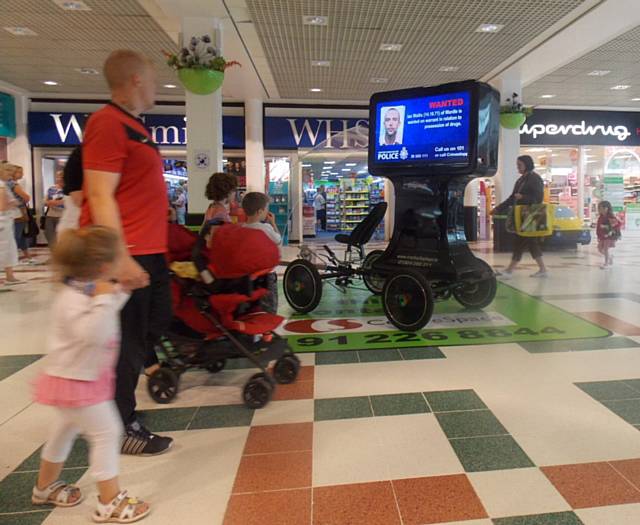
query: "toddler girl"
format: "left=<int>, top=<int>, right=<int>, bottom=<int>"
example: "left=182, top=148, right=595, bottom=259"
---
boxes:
left=203, top=172, right=238, bottom=225
left=596, top=200, right=621, bottom=269
left=32, top=226, right=150, bottom=523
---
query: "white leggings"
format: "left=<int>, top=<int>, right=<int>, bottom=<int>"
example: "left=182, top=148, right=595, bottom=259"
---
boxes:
left=42, top=401, right=123, bottom=482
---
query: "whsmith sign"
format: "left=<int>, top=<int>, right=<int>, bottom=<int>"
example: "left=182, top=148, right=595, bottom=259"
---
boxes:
left=28, top=111, right=370, bottom=150
left=28, top=108, right=640, bottom=150
left=520, top=109, right=640, bottom=146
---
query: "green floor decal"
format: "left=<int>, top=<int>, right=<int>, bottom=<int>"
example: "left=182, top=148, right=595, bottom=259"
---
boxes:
left=278, top=283, right=610, bottom=352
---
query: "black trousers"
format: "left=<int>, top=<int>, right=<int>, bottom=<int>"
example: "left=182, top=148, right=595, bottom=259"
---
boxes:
left=116, top=254, right=172, bottom=426
left=316, top=209, right=326, bottom=231
left=511, top=235, right=543, bottom=263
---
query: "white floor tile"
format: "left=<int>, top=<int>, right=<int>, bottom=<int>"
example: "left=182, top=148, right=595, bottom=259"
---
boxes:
left=468, top=468, right=570, bottom=518
left=250, top=399, right=314, bottom=426
left=576, top=503, right=640, bottom=525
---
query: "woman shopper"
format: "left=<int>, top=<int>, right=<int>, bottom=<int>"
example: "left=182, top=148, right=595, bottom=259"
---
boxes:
left=0, top=163, right=21, bottom=285
left=44, top=171, right=66, bottom=248
left=493, top=155, right=548, bottom=278
left=7, top=165, right=35, bottom=263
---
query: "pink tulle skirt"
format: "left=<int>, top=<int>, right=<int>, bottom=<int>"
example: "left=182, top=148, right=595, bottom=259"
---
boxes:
left=34, top=368, right=115, bottom=408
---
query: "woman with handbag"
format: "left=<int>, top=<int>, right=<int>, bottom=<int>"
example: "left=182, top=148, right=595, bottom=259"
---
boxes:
left=492, top=155, right=548, bottom=278
left=43, top=171, right=65, bottom=248
left=6, top=164, right=36, bottom=264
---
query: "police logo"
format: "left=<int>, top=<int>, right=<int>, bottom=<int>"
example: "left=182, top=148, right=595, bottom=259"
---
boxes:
left=400, top=147, right=409, bottom=160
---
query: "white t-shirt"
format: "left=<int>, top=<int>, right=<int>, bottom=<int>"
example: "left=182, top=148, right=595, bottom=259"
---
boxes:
left=244, top=221, right=282, bottom=246
left=313, top=192, right=326, bottom=211
left=57, top=195, right=81, bottom=233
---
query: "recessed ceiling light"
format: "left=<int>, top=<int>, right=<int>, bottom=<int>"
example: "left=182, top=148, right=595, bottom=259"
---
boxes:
left=370, top=77, right=389, bottom=84
left=330, top=172, right=339, bottom=175
left=75, top=67, right=99, bottom=75
left=476, top=23, right=504, bottom=33
left=588, top=70, right=611, bottom=76
left=303, top=15, right=328, bottom=26
left=311, top=60, right=330, bottom=67
left=611, top=85, right=631, bottom=90
left=301, top=163, right=312, bottom=167
left=323, top=161, right=335, bottom=165
left=163, top=83, right=177, bottom=88
left=540, top=94, right=556, bottom=99
left=631, top=98, right=640, bottom=101
left=309, top=87, right=323, bottom=92
left=439, top=66, right=459, bottom=72
left=54, top=0, right=91, bottom=10
left=345, top=163, right=357, bottom=167
left=341, top=168, right=351, bottom=172
left=4, top=26, right=37, bottom=36
left=379, top=43, right=403, bottom=52
left=43, top=80, right=59, bottom=86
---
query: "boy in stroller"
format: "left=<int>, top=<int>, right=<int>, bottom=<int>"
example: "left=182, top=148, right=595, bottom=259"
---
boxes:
left=146, top=221, right=300, bottom=409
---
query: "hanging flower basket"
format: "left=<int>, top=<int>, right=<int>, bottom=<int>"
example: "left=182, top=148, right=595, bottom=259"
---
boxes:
left=163, top=35, right=240, bottom=96
left=500, top=112, right=527, bottom=129
left=178, top=68, right=224, bottom=95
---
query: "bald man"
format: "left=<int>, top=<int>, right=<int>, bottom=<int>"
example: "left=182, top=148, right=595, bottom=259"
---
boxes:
left=381, top=107, right=401, bottom=145
left=80, top=50, right=173, bottom=456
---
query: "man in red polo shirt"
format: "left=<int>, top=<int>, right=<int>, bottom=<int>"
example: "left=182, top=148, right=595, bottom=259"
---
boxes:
left=81, top=50, right=172, bottom=455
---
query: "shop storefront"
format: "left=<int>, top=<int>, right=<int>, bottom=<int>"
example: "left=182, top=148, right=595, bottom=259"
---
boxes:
left=519, top=109, right=640, bottom=228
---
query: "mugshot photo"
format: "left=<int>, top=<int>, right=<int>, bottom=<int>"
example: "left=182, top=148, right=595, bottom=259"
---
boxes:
left=379, top=105, right=405, bottom=146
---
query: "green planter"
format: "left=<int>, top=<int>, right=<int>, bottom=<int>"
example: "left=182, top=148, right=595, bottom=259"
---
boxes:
left=500, top=112, right=527, bottom=129
left=178, top=69, right=224, bottom=95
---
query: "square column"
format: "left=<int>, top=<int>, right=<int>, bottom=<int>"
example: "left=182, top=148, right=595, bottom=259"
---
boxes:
left=245, top=98, right=265, bottom=192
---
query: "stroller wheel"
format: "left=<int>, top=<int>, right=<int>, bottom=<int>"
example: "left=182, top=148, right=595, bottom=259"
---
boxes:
left=273, top=355, right=301, bottom=384
left=205, top=359, right=226, bottom=374
left=147, top=368, right=179, bottom=404
left=243, top=373, right=274, bottom=409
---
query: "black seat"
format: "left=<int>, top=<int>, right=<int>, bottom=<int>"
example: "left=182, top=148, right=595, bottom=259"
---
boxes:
left=335, top=202, right=388, bottom=248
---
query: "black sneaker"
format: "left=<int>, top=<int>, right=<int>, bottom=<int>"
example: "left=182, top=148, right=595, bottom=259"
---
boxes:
left=121, top=421, right=173, bottom=456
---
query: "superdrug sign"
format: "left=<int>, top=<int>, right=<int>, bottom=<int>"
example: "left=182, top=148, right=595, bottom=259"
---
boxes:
left=520, top=109, right=640, bottom=146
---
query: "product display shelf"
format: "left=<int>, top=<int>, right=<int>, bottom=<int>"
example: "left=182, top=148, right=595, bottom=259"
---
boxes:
left=341, top=189, right=370, bottom=232
left=326, top=192, right=342, bottom=232
left=269, top=181, right=289, bottom=244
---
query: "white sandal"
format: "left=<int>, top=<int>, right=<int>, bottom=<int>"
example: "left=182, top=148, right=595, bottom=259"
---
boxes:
left=32, top=480, right=83, bottom=507
left=93, top=490, right=150, bottom=523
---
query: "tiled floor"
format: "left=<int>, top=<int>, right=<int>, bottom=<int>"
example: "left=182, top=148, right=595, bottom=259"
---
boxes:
left=3, top=237, right=640, bottom=523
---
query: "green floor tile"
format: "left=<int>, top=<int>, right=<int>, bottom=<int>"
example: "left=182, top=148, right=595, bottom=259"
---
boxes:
left=449, top=435, right=534, bottom=472
left=315, top=351, right=359, bottom=365
left=139, top=407, right=198, bottom=432
left=624, top=378, right=640, bottom=393
left=436, top=410, right=508, bottom=439
left=602, top=399, right=640, bottom=424
left=188, top=405, right=254, bottom=430
left=315, top=397, right=373, bottom=421
left=520, top=336, right=640, bottom=354
left=576, top=380, right=640, bottom=401
left=0, top=511, right=51, bottom=525
left=0, top=355, right=43, bottom=368
left=370, top=393, right=429, bottom=417
left=399, top=347, right=445, bottom=360
left=357, top=349, right=402, bottom=362
left=0, top=367, right=23, bottom=381
left=0, top=468, right=86, bottom=514
left=493, top=511, right=584, bottom=525
left=15, top=440, right=89, bottom=473
left=424, top=389, right=487, bottom=412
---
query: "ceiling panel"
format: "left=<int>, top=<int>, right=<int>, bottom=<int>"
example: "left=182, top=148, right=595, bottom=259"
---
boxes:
left=245, top=0, right=589, bottom=100
left=0, top=0, right=181, bottom=96
left=524, top=24, right=640, bottom=107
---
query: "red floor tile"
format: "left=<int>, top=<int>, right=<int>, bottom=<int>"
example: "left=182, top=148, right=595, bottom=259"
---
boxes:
left=272, top=380, right=314, bottom=401
left=243, top=422, right=313, bottom=455
left=542, top=462, right=640, bottom=509
left=577, top=312, right=640, bottom=336
left=224, top=488, right=311, bottom=525
left=232, top=450, right=312, bottom=493
left=297, top=365, right=315, bottom=381
left=313, top=481, right=401, bottom=525
left=392, top=474, right=488, bottom=524
left=610, top=458, right=640, bottom=490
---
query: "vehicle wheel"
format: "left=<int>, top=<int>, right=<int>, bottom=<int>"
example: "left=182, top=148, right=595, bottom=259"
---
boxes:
left=243, top=373, right=274, bottom=409
left=362, top=250, right=386, bottom=295
left=283, top=259, right=323, bottom=313
left=205, top=359, right=226, bottom=374
left=453, top=260, right=497, bottom=309
left=273, top=355, right=301, bottom=384
left=147, top=368, right=179, bottom=404
left=382, top=269, right=434, bottom=331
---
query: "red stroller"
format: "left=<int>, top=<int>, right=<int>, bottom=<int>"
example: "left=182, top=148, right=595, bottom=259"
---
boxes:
left=146, top=222, right=300, bottom=409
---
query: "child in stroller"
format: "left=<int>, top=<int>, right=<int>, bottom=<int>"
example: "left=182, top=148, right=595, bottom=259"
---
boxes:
left=146, top=221, right=300, bottom=409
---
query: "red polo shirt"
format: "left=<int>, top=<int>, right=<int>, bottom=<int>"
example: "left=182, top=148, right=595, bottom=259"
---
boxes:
left=80, top=103, right=168, bottom=255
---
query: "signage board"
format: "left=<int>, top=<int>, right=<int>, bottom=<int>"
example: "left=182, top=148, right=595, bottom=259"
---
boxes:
left=0, top=93, right=16, bottom=138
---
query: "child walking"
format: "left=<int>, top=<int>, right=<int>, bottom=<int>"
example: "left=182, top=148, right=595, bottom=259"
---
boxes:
left=596, top=200, right=621, bottom=270
left=0, top=163, right=21, bottom=286
left=242, top=192, right=282, bottom=314
left=32, top=226, right=150, bottom=523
